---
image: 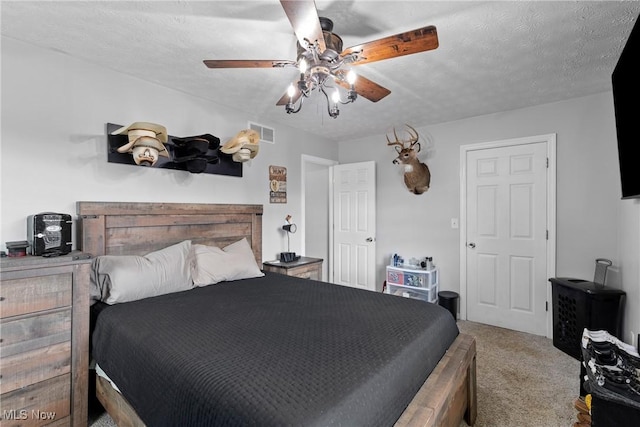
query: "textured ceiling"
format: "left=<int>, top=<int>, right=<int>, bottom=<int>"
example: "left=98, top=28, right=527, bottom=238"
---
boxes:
left=2, top=1, right=639, bottom=142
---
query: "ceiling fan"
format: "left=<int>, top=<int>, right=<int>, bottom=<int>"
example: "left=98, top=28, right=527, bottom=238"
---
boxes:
left=203, top=0, right=439, bottom=118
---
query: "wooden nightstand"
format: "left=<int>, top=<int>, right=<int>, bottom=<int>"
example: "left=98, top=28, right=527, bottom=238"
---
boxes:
left=263, top=257, right=323, bottom=281
left=0, top=251, right=91, bottom=426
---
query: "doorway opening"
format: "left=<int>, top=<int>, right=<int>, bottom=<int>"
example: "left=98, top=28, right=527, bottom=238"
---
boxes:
left=301, top=155, right=338, bottom=282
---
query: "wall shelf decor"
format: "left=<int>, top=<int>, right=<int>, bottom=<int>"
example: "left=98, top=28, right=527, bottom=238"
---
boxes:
left=106, top=123, right=242, bottom=177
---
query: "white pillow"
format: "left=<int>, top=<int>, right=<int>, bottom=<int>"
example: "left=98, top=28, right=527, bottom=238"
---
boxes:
left=192, top=238, right=264, bottom=286
left=91, top=240, right=194, bottom=304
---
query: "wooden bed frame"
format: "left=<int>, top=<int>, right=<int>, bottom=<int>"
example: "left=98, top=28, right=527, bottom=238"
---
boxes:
left=77, top=201, right=477, bottom=427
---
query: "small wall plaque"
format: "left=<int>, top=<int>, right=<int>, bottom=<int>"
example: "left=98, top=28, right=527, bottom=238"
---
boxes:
left=269, top=165, right=287, bottom=203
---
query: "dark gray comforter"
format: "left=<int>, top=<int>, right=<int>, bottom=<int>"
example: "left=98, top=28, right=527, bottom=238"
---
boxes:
left=92, top=272, right=458, bottom=426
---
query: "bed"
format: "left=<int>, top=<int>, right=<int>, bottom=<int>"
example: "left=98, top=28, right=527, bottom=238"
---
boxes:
left=77, top=201, right=477, bottom=427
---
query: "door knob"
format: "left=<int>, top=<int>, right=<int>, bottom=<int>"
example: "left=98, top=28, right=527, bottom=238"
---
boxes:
left=366, top=237, right=375, bottom=242
left=467, top=242, right=476, bottom=249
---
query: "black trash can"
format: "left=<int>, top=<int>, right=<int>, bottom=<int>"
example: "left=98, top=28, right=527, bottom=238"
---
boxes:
left=438, top=291, right=458, bottom=320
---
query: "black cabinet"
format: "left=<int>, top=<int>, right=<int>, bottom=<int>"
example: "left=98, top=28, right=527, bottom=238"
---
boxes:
left=550, top=277, right=626, bottom=361
left=550, top=277, right=626, bottom=397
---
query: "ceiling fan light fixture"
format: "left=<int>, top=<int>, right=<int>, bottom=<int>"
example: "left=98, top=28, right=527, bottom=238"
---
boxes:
left=299, top=58, right=308, bottom=74
left=204, top=1, right=438, bottom=120
left=286, top=84, right=303, bottom=115
left=331, top=89, right=340, bottom=103
left=286, top=62, right=357, bottom=118
left=347, top=69, right=357, bottom=85
left=329, top=104, right=339, bottom=119
left=347, top=89, right=357, bottom=103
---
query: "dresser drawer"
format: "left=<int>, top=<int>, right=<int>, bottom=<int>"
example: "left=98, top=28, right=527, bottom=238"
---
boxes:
left=0, top=340, right=71, bottom=394
left=0, top=374, right=71, bottom=427
left=0, top=273, right=72, bottom=319
left=0, top=308, right=71, bottom=357
left=291, top=268, right=320, bottom=280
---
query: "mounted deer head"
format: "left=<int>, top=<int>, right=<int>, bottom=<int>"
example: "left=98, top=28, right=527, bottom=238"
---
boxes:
left=386, top=125, right=431, bottom=194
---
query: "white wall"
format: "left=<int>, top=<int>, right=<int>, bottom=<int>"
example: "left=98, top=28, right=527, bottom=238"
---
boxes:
left=340, top=92, right=639, bottom=344
left=0, top=37, right=339, bottom=261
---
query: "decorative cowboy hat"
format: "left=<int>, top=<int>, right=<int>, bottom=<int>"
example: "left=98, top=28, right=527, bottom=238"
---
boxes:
left=172, top=133, right=220, bottom=148
left=128, top=136, right=170, bottom=166
left=172, top=139, right=210, bottom=162
left=170, top=134, right=221, bottom=173
left=112, top=122, right=168, bottom=143
left=220, top=129, right=260, bottom=161
left=171, top=134, right=220, bottom=160
left=232, top=148, right=252, bottom=163
left=117, top=134, right=169, bottom=157
left=114, top=122, right=170, bottom=162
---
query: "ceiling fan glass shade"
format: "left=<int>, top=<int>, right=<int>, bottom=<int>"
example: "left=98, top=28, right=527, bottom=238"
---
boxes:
left=282, top=223, right=297, bottom=233
left=287, top=84, right=296, bottom=98
left=277, top=86, right=301, bottom=106
left=331, top=89, right=340, bottom=103
left=347, top=70, right=357, bottom=85
left=299, top=58, right=308, bottom=73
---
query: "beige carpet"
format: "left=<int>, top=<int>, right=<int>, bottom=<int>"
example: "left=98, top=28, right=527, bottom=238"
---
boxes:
left=457, top=320, right=579, bottom=426
left=89, top=320, right=580, bottom=427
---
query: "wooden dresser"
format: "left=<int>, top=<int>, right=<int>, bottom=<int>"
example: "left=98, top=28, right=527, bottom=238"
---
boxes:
left=263, top=257, right=323, bottom=281
left=0, top=252, right=91, bottom=426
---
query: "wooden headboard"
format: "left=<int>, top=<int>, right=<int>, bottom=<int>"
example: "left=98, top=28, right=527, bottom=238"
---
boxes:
left=76, top=202, right=263, bottom=263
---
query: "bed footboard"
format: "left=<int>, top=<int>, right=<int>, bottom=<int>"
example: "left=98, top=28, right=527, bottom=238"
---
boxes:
left=394, top=333, right=477, bottom=427
left=96, top=376, right=146, bottom=427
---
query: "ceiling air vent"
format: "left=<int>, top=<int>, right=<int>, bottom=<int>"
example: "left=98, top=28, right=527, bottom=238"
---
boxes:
left=249, top=122, right=275, bottom=144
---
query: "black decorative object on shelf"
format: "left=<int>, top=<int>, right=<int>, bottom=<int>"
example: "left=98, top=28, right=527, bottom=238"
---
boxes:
left=106, top=123, right=242, bottom=177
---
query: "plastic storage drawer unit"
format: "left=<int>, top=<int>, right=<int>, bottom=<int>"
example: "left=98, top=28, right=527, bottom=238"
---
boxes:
left=387, top=283, right=438, bottom=303
left=386, top=265, right=438, bottom=288
left=386, top=265, right=439, bottom=303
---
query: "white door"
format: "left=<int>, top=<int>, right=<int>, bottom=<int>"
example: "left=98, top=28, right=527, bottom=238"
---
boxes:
left=463, top=135, right=555, bottom=336
left=332, top=161, right=376, bottom=291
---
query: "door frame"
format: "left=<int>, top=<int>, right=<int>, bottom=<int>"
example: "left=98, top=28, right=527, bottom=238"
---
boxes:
left=459, top=133, right=557, bottom=338
left=301, top=154, right=338, bottom=281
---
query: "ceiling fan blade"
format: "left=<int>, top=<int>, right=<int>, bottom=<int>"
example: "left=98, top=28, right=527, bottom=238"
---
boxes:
left=342, top=25, right=438, bottom=66
left=334, top=70, right=391, bottom=103
left=280, top=0, right=326, bottom=53
left=203, top=60, right=296, bottom=69
left=276, top=83, right=303, bottom=106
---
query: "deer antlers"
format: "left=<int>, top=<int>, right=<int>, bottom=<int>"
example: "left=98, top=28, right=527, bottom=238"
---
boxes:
left=386, top=124, right=421, bottom=153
